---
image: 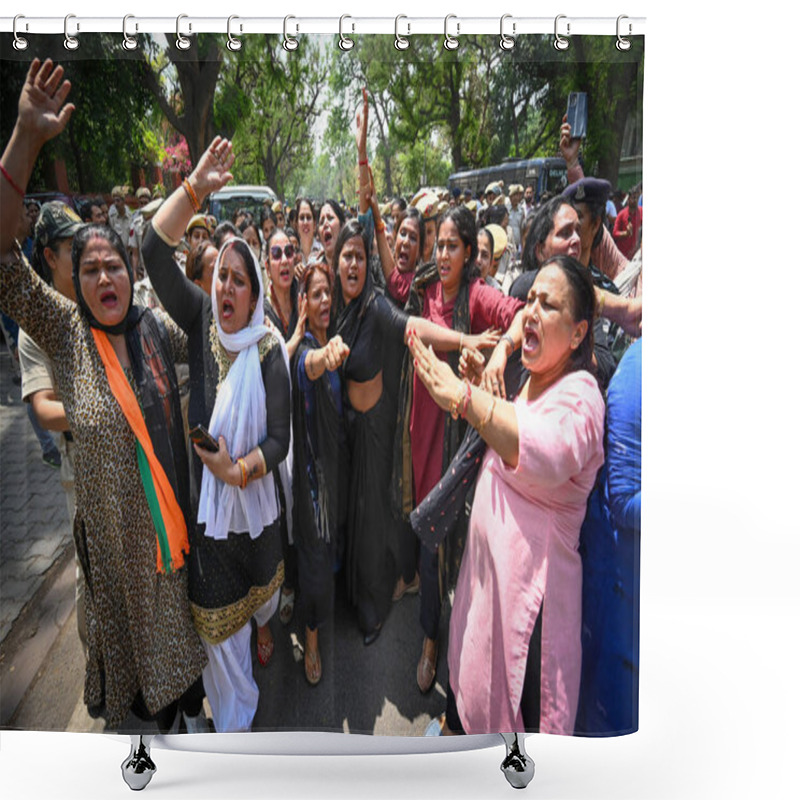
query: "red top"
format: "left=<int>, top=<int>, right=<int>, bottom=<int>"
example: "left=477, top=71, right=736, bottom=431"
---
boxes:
left=612, top=205, right=643, bottom=261
left=390, top=267, right=523, bottom=503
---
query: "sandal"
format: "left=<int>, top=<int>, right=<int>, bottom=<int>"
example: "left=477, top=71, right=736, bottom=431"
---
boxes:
left=257, top=627, right=274, bottom=667
left=416, top=636, right=438, bottom=694
left=392, top=573, right=420, bottom=602
left=304, top=627, right=322, bottom=685
left=279, top=587, right=295, bottom=626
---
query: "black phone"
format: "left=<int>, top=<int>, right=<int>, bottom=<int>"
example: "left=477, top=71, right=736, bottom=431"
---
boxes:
left=566, top=92, right=588, bottom=139
left=189, top=424, right=219, bottom=453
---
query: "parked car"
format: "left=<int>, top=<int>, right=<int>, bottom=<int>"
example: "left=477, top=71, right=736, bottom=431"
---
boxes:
left=207, top=185, right=279, bottom=224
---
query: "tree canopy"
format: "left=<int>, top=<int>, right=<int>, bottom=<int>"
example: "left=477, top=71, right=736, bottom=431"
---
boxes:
left=1, top=32, right=643, bottom=197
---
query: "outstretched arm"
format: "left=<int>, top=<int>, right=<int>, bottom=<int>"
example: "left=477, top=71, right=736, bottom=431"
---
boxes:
left=151, top=138, right=235, bottom=245
left=1, top=59, right=74, bottom=258
left=356, top=88, right=370, bottom=215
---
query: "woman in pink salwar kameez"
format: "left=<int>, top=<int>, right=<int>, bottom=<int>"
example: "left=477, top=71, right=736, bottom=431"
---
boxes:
left=409, top=254, right=605, bottom=735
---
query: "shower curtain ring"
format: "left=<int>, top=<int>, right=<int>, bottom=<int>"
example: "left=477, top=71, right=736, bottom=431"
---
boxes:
left=227, top=15, right=242, bottom=51
left=176, top=14, right=191, bottom=50
left=122, top=15, right=138, bottom=51
left=339, top=15, right=355, bottom=51
left=553, top=14, right=570, bottom=51
left=283, top=15, right=299, bottom=51
left=616, top=15, right=632, bottom=51
left=13, top=15, right=29, bottom=51
left=444, top=14, right=460, bottom=51
left=500, top=14, right=516, bottom=51
left=395, top=15, right=410, bottom=51
left=64, top=14, right=80, bottom=51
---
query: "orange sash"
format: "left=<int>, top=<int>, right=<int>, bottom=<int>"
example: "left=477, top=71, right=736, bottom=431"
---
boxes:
left=92, top=328, right=189, bottom=573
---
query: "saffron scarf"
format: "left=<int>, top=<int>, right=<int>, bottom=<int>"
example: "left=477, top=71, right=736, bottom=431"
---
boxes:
left=92, top=326, right=189, bottom=574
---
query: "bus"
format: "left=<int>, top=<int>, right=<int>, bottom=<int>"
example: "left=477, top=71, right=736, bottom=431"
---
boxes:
left=448, top=157, right=569, bottom=204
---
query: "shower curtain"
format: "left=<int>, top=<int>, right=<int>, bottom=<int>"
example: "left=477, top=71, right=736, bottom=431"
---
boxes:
left=0, top=19, right=643, bottom=741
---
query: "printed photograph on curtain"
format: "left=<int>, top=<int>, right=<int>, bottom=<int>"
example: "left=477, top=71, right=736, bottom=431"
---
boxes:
left=0, top=29, right=643, bottom=739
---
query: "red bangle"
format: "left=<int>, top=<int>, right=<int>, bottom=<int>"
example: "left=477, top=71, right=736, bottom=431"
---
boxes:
left=0, top=163, right=25, bottom=199
left=358, top=159, right=368, bottom=166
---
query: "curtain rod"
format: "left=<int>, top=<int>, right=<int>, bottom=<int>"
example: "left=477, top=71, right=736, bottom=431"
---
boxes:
left=1, top=15, right=646, bottom=38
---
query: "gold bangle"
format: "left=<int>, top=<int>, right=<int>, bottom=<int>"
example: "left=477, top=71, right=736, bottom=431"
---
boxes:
left=450, top=381, right=467, bottom=420
left=255, top=446, right=267, bottom=478
left=237, top=457, right=248, bottom=489
left=597, top=290, right=606, bottom=318
left=476, top=397, right=497, bottom=436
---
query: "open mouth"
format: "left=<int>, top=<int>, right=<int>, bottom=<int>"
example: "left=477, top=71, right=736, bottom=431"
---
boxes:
left=100, top=290, right=118, bottom=308
left=221, top=299, right=235, bottom=318
left=522, top=327, right=540, bottom=355
left=322, top=230, right=334, bottom=245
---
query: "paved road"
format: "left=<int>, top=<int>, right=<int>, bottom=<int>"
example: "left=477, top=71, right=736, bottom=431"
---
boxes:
left=0, top=350, right=73, bottom=645
left=1, top=349, right=450, bottom=735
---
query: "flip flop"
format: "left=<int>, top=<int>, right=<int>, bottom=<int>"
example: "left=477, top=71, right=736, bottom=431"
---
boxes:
left=305, top=647, right=322, bottom=686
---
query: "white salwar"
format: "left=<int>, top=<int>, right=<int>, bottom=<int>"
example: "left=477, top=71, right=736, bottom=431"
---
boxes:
left=196, top=238, right=292, bottom=733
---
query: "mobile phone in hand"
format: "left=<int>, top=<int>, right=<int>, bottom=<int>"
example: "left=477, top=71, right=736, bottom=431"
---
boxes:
left=189, top=424, right=219, bottom=453
left=566, top=92, right=588, bottom=139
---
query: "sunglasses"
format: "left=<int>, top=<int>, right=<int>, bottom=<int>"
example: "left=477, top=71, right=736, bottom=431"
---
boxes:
left=270, top=244, right=296, bottom=261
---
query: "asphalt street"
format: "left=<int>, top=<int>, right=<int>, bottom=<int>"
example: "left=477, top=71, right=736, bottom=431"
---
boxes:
left=1, top=349, right=450, bottom=736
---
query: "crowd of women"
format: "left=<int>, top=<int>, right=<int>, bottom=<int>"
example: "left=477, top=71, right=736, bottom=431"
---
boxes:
left=1, top=62, right=641, bottom=738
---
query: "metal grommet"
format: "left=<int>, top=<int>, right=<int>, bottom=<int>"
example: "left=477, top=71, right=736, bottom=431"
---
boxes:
left=444, top=14, right=459, bottom=51
left=175, top=14, right=191, bottom=50
left=283, top=15, right=298, bottom=51
left=339, top=15, right=354, bottom=51
left=394, top=15, right=410, bottom=51
left=553, top=14, right=570, bottom=51
left=616, top=15, right=632, bottom=51
left=122, top=15, right=138, bottom=51
left=499, top=14, right=516, bottom=51
left=227, top=15, right=242, bottom=51
left=64, top=14, right=79, bottom=51
left=13, top=15, right=29, bottom=51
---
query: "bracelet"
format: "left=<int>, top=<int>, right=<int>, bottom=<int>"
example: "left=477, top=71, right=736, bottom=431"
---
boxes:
left=500, top=333, right=515, bottom=354
left=459, top=332, right=464, bottom=351
left=449, top=382, right=465, bottom=420
left=0, top=163, right=25, bottom=199
left=375, top=220, right=385, bottom=233
left=255, top=447, right=267, bottom=478
left=358, top=159, right=369, bottom=166
left=182, top=179, right=200, bottom=213
left=237, top=457, right=248, bottom=489
left=476, top=397, right=497, bottom=437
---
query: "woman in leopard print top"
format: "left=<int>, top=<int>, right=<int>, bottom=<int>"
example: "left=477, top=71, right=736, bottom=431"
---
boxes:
left=1, top=59, right=206, bottom=732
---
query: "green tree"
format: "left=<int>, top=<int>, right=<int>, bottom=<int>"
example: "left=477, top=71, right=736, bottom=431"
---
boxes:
left=1, top=33, right=156, bottom=193
left=488, top=35, right=644, bottom=186
left=135, top=33, right=225, bottom=168
left=220, top=36, right=327, bottom=196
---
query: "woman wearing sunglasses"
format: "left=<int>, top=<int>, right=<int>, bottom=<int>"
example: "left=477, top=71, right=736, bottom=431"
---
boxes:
left=262, top=226, right=307, bottom=627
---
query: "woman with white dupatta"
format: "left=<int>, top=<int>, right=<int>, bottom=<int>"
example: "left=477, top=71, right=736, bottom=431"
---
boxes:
left=142, top=138, right=292, bottom=732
